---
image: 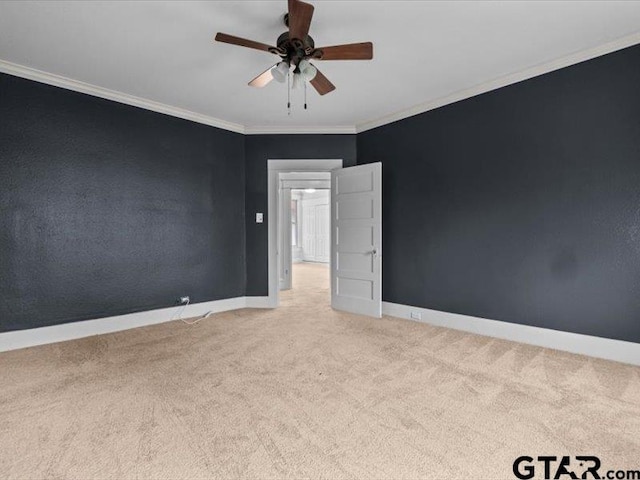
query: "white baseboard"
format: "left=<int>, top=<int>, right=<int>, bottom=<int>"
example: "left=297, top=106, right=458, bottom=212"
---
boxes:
left=0, top=296, right=272, bottom=353
left=244, top=296, right=273, bottom=308
left=5, top=298, right=637, bottom=366
left=382, top=302, right=640, bottom=366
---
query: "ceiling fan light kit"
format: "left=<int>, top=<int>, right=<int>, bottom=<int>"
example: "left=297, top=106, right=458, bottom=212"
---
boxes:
left=272, top=61, right=290, bottom=83
left=292, top=69, right=304, bottom=90
left=299, top=59, right=317, bottom=81
left=214, top=0, right=373, bottom=111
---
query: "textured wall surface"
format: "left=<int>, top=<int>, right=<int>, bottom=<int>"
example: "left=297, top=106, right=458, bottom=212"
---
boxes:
left=0, top=73, right=246, bottom=332
left=3, top=43, right=640, bottom=342
left=244, top=135, right=356, bottom=296
left=357, top=44, right=640, bottom=343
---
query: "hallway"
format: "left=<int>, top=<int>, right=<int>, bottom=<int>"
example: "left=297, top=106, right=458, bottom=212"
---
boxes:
left=280, top=262, right=330, bottom=308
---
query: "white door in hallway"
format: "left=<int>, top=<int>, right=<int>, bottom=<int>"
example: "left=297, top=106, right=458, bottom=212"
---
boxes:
left=331, top=163, right=382, bottom=318
left=302, top=194, right=330, bottom=263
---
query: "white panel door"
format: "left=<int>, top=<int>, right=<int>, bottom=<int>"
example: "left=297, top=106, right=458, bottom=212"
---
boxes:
left=331, top=163, right=382, bottom=317
left=301, top=193, right=330, bottom=263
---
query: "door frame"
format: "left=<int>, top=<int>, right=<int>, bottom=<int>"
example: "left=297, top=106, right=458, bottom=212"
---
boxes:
left=267, top=159, right=343, bottom=308
left=279, top=187, right=293, bottom=290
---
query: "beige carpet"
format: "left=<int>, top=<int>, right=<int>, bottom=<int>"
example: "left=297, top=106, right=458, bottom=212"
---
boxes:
left=1, top=262, right=639, bottom=480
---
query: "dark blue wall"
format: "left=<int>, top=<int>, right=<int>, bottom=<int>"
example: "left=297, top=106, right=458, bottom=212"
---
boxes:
left=357, top=44, right=640, bottom=343
left=0, top=73, right=246, bottom=332
left=3, top=42, right=640, bottom=344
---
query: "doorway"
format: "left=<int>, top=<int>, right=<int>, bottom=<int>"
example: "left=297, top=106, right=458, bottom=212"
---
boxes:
left=267, top=160, right=342, bottom=308
left=278, top=172, right=331, bottom=292
left=284, top=188, right=330, bottom=291
left=267, top=159, right=382, bottom=317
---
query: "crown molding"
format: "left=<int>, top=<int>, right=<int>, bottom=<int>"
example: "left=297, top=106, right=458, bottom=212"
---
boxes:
left=0, top=59, right=355, bottom=135
left=3, top=30, right=640, bottom=136
left=356, top=30, right=640, bottom=133
left=245, top=125, right=356, bottom=135
left=0, top=59, right=246, bottom=134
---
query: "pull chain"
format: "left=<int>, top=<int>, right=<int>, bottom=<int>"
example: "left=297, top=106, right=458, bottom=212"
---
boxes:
left=304, top=80, right=307, bottom=110
left=287, top=71, right=291, bottom=116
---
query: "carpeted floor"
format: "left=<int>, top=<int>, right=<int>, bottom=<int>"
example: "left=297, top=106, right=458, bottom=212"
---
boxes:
left=1, top=262, right=639, bottom=480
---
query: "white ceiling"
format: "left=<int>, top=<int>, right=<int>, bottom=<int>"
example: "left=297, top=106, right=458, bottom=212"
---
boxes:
left=1, top=1, right=640, bottom=133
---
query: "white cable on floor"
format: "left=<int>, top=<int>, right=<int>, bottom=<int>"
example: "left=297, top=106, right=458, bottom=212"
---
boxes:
left=181, top=311, right=215, bottom=325
left=170, top=299, right=214, bottom=326
left=170, top=298, right=190, bottom=322
left=181, top=312, right=203, bottom=326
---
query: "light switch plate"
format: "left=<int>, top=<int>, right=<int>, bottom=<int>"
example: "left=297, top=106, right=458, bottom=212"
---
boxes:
left=256, top=213, right=263, bottom=223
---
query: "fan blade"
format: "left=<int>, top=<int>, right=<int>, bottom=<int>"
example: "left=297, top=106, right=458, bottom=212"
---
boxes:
left=315, top=42, right=373, bottom=60
left=248, top=66, right=275, bottom=88
left=288, top=0, right=314, bottom=41
left=215, top=32, right=275, bottom=53
left=309, top=66, right=335, bottom=96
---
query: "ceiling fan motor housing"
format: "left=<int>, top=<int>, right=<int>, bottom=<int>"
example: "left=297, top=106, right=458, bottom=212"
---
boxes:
left=275, top=30, right=315, bottom=65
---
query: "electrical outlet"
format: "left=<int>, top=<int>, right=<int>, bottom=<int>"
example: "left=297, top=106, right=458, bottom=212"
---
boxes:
left=179, top=296, right=190, bottom=305
left=410, top=311, right=422, bottom=320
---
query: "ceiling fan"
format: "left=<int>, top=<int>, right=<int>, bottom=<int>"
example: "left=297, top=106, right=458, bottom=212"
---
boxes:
left=214, top=0, right=373, bottom=96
